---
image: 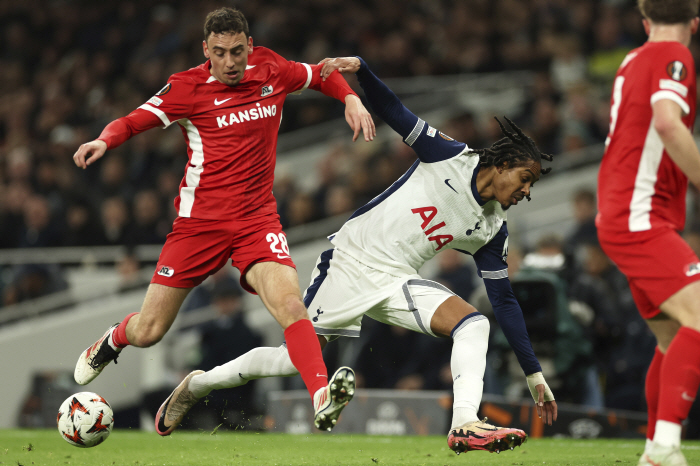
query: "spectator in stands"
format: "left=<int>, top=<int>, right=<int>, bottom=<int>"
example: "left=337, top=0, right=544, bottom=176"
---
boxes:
left=565, top=188, right=598, bottom=260
left=99, top=197, right=130, bottom=246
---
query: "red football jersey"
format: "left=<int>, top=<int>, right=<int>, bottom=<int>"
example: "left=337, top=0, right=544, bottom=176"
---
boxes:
left=597, top=41, right=696, bottom=233
left=134, top=46, right=346, bottom=220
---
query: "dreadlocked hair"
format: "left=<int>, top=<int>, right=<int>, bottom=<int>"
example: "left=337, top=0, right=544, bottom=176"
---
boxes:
left=470, top=116, right=554, bottom=201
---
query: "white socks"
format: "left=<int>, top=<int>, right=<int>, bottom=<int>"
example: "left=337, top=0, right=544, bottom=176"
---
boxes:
left=450, top=315, right=490, bottom=429
left=653, top=420, right=682, bottom=448
left=188, top=345, right=298, bottom=399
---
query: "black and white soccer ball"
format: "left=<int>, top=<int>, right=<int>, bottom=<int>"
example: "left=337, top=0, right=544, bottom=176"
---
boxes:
left=57, top=392, right=114, bottom=448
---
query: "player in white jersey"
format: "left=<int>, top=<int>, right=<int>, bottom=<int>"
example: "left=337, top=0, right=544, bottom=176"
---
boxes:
left=160, top=57, right=558, bottom=453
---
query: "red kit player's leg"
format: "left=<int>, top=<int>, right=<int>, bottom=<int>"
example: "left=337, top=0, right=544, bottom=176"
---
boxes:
left=644, top=347, right=664, bottom=441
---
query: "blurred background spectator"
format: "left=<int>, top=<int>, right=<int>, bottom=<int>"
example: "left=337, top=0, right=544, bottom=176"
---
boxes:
left=1, top=0, right=696, bottom=423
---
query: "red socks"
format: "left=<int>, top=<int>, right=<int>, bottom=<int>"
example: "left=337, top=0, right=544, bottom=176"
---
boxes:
left=645, top=346, right=664, bottom=440
left=111, top=312, right=138, bottom=348
left=284, top=319, right=328, bottom=398
left=657, top=327, right=700, bottom=425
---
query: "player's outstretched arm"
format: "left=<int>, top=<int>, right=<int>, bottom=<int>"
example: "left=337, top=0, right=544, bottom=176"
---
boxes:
left=73, top=109, right=163, bottom=169
left=319, top=56, right=418, bottom=139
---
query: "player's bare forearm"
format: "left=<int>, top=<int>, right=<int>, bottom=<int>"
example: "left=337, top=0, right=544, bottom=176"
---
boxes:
left=653, top=99, right=700, bottom=188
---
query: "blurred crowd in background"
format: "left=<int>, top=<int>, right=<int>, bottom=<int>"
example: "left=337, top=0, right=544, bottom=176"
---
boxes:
left=5, top=0, right=700, bottom=427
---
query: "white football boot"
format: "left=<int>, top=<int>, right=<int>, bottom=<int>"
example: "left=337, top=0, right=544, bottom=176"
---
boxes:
left=74, top=323, right=122, bottom=385
left=313, top=366, right=355, bottom=431
left=155, top=370, right=205, bottom=436
left=638, top=442, right=688, bottom=466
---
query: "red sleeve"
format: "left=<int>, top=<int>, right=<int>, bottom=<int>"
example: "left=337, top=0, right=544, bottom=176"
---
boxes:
left=97, top=108, right=163, bottom=149
left=307, top=64, right=358, bottom=102
left=649, top=43, right=695, bottom=115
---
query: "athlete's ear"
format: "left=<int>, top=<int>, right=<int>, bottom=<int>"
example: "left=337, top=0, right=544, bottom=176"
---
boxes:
left=203, top=40, right=210, bottom=59
left=247, top=36, right=254, bottom=54
left=642, top=19, right=650, bottom=36
left=497, top=161, right=509, bottom=174
left=692, top=17, right=699, bottom=35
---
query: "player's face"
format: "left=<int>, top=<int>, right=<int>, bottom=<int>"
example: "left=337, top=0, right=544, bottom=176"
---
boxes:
left=493, top=161, right=541, bottom=210
left=203, top=32, right=253, bottom=86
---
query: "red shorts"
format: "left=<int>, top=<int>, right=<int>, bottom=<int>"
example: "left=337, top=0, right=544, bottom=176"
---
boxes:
left=598, top=228, right=700, bottom=319
left=151, top=215, right=295, bottom=293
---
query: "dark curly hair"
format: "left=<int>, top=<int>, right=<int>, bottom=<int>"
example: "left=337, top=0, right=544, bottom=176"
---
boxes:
left=470, top=116, right=554, bottom=201
left=204, top=7, right=249, bottom=40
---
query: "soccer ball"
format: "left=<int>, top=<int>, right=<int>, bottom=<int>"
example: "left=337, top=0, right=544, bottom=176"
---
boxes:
left=57, top=392, right=114, bottom=448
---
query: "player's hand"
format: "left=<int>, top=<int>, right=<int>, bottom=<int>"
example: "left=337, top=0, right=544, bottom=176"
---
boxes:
left=73, top=140, right=108, bottom=169
left=345, top=94, right=375, bottom=142
left=318, top=57, right=361, bottom=80
left=536, top=384, right=558, bottom=426
left=526, top=371, right=556, bottom=425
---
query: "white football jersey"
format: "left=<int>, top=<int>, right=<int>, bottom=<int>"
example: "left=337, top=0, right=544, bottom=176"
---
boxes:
left=330, top=120, right=508, bottom=277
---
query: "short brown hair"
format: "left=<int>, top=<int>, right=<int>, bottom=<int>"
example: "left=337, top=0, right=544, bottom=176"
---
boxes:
left=638, top=0, right=699, bottom=24
left=204, top=7, right=249, bottom=40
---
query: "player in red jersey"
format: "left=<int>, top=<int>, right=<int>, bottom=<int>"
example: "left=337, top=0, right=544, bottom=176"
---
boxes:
left=71, top=7, right=374, bottom=433
left=597, top=1, right=700, bottom=464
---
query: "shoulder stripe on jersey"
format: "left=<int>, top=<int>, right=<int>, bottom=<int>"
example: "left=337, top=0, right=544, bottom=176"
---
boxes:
left=405, top=118, right=425, bottom=146
left=629, top=121, right=664, bottom=231
left=178, top=119, right=205, bottom=217
left=347, top=159, right=420, bottom=221
left=651, top=90, right=690, bottom=115
left=481, top=269, right=508, bottom=279
left=139, top=104, right=172, bottom=127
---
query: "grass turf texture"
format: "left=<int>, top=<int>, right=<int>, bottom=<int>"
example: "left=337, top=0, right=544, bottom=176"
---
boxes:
left=2, top=430, right=700, bottom=466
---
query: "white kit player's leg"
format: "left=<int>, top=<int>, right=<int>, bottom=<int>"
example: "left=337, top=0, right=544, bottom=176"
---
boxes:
left=188, top=345, right=298, bottom=398
left=449, top=315, right=489, bottom=428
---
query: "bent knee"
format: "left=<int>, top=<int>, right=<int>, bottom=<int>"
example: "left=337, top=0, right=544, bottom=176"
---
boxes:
left=452, top=313, right=490, bottom=340
left=131, top=323, right=167, bottom=347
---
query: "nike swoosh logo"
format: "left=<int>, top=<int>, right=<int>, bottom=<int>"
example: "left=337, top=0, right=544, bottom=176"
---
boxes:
left=245, top=65, right=256, bottom=69
left=682, top=391, right=696, bottom=402
left=277, top=254, right=290, bottom=259
left=445, top=179, right=458, bottom=193
left=214, top=98, right=232, bottom=105
left=316, top=373, right=326, bottom=377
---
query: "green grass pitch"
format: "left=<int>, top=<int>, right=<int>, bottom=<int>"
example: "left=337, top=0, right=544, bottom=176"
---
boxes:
left=2, top=429, right=700, bottom=466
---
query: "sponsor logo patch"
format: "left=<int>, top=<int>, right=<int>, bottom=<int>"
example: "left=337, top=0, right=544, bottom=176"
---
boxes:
left=685, top=262, right=700, bottom=277
left=667, top=61, right=687, bottom=81
left=155, top=83, right=172, bottom=96
left=147, top=96, right=163, bottom=106
left=659, top=79, right=688, bottom=98
left=439, top=132, right=454, bottom=141
left=427, top=126, right=437, bottom=137
left=261, top=85, right=273, bottom=97
left=157, top=266, right=175, bottom=277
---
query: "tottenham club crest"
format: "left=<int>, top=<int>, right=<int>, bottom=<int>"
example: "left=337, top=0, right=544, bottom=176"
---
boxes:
left=667, top=61, right=687, bottom=82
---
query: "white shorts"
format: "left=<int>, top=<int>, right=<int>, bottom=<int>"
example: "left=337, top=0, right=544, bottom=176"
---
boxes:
left=302, top=248, right=454, bottom=339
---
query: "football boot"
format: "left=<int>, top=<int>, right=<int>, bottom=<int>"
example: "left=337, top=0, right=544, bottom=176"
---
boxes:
left=638, top=442, right=688, bottom=466
left=74, top=323, right=122, bottom=385
left=313, top=366, right=355, bottom=431
left=447, top=417, right=527, bottom=454
left=155, top=370, right=204, bottom=436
